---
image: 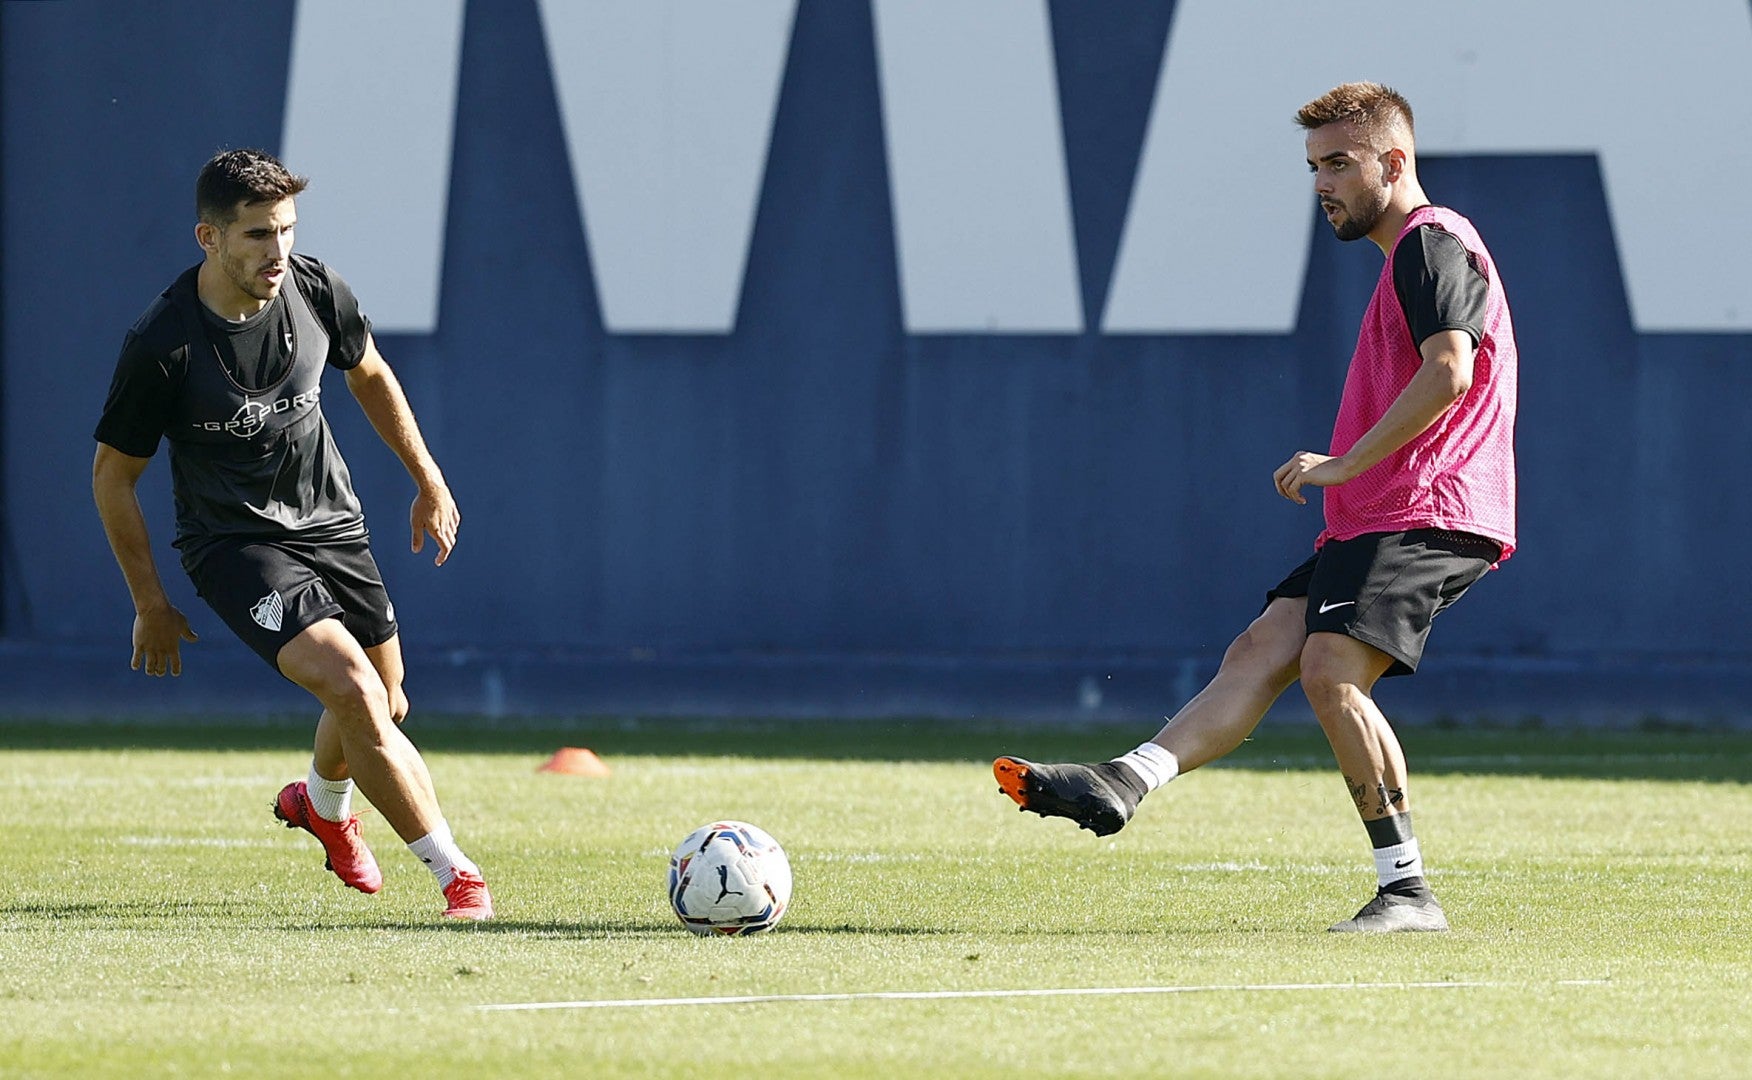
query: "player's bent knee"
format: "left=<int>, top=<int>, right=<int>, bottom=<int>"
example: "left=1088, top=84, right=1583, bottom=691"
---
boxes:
left=279, top=623, right=370, bottom=691
left=325, top=671, right=391, bottom=724
left=1297, top=646, right=1373, bottom=718
left=285, top=655, right=389, bottom=724
left=1299, top=633, right=1391, bottom=699
left=1221, top=623, right=1302, bottom=689
left=1297, top=645, right=1340, bottom=695
left=1297, top=668, right=1349, bottom=714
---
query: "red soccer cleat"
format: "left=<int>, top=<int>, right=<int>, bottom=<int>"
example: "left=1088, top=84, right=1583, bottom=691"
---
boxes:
left=273, top=781, right=383, bottom=894
left=442, top=870, right=495, bottom=921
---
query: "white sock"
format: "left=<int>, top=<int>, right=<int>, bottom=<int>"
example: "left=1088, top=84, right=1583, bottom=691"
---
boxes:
left=305, top=766, right=354, bottom=823
left=1113, top=741, right=1180, bottom=792
left=1373, top=837, right=1424, bottom=888
left=408, top=822, right=480, bottom=890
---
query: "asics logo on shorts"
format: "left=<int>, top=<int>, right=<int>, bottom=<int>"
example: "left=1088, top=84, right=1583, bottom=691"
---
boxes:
left=251, top=590, right=285, bottom=632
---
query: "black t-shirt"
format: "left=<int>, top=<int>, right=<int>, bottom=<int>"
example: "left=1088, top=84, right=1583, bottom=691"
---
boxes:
left=95, top=254, right=370, bottom=458
left=1392, top=219, right=1489, bottom=350
left=201, top=290, right=296, bottom=392
left=95, top=254, right=374, bottom=562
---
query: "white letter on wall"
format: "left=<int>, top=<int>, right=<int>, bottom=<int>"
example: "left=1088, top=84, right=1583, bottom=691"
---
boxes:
left=536, top=0, right=797, bottom=333
left=1105, top=0, right=1752, bottom=334
left=282, top=0, right=466, bottom=334
left=871, top=0, right=1083, bottom=332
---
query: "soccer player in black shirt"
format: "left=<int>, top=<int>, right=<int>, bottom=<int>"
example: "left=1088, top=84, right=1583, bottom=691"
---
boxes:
left=92, top=149, right=492, bottom=920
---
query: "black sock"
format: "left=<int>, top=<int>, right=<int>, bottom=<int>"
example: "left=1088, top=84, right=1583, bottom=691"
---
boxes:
left=1364, top=811, right=1414, bottom=848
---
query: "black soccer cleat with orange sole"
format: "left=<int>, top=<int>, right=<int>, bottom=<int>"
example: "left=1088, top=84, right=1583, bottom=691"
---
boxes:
left=992, top=756, right=1143, bottom=837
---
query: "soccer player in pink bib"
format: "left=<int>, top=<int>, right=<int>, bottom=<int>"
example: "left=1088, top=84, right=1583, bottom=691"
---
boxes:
left=995, top=82, right=1517, bottom=932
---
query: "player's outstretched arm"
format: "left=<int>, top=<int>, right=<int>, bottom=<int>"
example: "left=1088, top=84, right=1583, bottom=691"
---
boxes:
left=91, top=443, right=198, bottom=675
left=343, top=334, right=460, bottom=566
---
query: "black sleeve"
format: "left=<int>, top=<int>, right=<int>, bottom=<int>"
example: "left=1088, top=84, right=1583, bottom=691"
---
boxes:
left=1392, top=224, right=1488, bottom=349
left=291, top=254, right=372, bottom=370
left=93, top=332, right=182, bottom=458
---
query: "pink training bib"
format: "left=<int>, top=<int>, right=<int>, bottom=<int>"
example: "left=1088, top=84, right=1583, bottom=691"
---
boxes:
left=1319, top=206, right=1518, bottom=561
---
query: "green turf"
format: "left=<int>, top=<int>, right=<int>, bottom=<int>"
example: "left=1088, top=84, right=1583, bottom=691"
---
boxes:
left=3, top=717, right=1750, bottom=1078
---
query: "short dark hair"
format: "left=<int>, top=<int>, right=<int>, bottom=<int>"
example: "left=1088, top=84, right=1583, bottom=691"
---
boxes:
left=195, top=149, right=308, bottom=226
left=1294, top=82, right=1415, bottom=148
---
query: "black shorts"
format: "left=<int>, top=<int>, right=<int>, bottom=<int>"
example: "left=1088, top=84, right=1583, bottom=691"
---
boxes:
left=186, top=537, right=398, bottom=672
left=1265, top=529, right=1500, bottom=678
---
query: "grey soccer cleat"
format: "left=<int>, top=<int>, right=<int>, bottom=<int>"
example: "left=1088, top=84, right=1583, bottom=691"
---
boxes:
left=1328, top=887, right=1450, bottom=933
left=993, top=756, right=1143, bottom=837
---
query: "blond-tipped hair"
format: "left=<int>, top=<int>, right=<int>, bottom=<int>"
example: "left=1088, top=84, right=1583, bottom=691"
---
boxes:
left=1294, top=82, right=1414, bottom=150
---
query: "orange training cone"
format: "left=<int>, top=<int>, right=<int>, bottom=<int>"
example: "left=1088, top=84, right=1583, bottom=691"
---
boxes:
left=538, top=747, right=612, bottom=777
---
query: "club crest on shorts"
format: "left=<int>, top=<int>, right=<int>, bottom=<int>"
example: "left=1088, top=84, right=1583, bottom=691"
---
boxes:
left=250, top=590, right=284, bottom=632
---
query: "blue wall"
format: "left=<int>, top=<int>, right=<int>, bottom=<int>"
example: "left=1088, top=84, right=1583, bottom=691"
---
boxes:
left=5, top=1, right=1751, bottom=721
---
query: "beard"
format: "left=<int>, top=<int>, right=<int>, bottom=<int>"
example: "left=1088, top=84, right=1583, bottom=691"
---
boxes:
left=221, top=248, right=282, bottom=302
left=1327, top=190, right=1387, bottom=242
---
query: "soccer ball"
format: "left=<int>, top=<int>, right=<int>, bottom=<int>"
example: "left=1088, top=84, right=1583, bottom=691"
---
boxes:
left=667, top=820, right=793, bottom=936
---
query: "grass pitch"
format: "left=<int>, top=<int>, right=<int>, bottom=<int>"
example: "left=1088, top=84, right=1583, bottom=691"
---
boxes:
left=3, top=717, right=1751, bottom=1078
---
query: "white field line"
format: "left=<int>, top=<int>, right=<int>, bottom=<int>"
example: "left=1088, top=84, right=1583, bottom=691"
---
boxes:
left=472, top=978, right=1611, bottom=1013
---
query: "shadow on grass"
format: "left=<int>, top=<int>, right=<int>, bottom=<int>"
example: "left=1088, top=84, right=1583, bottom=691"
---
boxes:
left=291, top=918, right=963, bottom=938
left=3, top=716, right=1750, bottom=784
left=0, top=899, right=249, bottom=919
left=9, top=904, right=1281, bottom=940
left=0, top=901, right=1207, bottom=939
left=402, top=925, right=1296, bottom=939
left=293, top=917, right=683, bottom=937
